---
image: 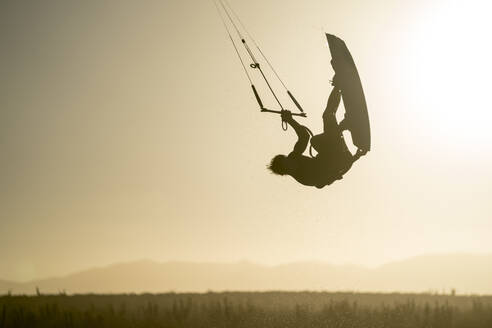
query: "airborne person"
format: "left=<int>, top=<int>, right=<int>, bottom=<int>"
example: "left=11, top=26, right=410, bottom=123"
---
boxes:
left=214, top=0, right=370, bottom=188
left=268, top=76, right=362, bottom=188
left=265, top=33, right=371, bottom=188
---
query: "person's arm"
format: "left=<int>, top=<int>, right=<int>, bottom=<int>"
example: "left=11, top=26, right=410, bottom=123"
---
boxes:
left=281, top=110, right=310, bottom=155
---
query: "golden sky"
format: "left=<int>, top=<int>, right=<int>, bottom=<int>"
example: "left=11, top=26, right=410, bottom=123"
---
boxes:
left=1, top=0, right=491, bottom=282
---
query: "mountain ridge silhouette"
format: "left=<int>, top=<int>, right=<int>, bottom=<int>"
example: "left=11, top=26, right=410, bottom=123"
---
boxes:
left=2, top=253, right=491, bottom=295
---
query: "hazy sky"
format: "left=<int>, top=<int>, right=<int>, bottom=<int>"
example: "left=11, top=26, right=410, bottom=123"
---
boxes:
left=1, top=0, right=491, bottom=282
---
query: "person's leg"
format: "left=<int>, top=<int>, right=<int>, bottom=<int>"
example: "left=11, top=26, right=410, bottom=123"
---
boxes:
left=323, top=86, right=342, bottom=133
left=311, top=86, right=344, bottom=155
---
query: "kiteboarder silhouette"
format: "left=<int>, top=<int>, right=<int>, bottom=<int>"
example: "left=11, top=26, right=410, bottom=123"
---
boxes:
left=214, top=0, right=370, bottom=188
left=266, top=33, right=370, bottom=188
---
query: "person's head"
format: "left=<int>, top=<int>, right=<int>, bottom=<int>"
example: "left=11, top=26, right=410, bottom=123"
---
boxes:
left=267, top=154, right=289, bottom=176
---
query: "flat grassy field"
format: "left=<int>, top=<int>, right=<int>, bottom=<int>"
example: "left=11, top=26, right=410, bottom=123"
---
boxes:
left=1, top=291, right=492, bottom=327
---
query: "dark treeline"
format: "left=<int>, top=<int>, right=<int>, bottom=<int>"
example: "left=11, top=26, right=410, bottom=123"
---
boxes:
left=1, top=291, right=492, bottom=327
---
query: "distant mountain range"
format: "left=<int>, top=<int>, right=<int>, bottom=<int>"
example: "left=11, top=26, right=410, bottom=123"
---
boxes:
left=1, top=254, right=492, bottom=295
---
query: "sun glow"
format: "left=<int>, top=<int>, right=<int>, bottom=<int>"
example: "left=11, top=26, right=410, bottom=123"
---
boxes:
left=404, top=0, right=492, bottom=148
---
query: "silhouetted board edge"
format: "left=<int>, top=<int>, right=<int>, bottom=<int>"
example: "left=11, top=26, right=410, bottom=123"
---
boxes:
left=326, top=33, right=371, bottom=152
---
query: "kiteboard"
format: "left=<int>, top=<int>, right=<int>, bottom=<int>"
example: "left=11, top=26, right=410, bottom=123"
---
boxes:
left=326, top=34, right=371, bottom=153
